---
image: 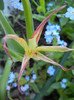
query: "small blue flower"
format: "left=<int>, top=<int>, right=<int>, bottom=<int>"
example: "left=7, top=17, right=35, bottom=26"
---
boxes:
left=62, top=78, right=67, bottom=83
left=21, top=84, right=29, bottom=92
left=47, top=66, right=55, bottom=76
left=44, top=35, right=53, bottom=43
left=60, top=83, right=66, bottom=89
left=48, top=3, right=53, bottom=7
left=46, top=7, right=50, bottom=11
left=45, top=30, right=52, bottom=35
left=9, top=72, right=15, bottom=80
left=65, top=6, right=74, bottom=20
left=8, top=72, right=15, bottom=84
left=46, top=2, right=53, bottom=11
left=13, top=83, right=17, bottom=87
left=25, top=76, right=30, bottom=81
left=11, top=0, right=23, bottom=11
left=30, top=79, right=35, bottom=83
left=55, top=24, right=61, bottom=31
left=32, top=70, right=35, bottom=74
left=32, top=74, right=37, bottom=80
left=6, top=85, right=10, bottom=90
left=25, top=92, right=29, bottom=96
left=52, top=31, right=59, bottom=36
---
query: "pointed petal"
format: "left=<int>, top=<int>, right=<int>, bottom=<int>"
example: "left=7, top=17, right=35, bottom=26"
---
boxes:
left=3, top=35, right=29, bottom=59
left=33, top=52, right=73, bottom=71
left=28, top=5, right=66, bottom=47
left=36, top=46, right=74, bottom=52
left=18, top=54, right=29, bottom=94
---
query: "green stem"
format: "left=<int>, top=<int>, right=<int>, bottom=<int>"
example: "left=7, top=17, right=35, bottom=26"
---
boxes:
left=21, top=0, right=34, bottom=39
left=0, top=58, right=12, bottom=100
left=8, top=91, right=13, bottom=100
left=32, top=0, right=39, bottom=7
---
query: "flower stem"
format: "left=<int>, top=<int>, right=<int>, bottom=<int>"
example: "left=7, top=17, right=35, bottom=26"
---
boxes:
left=21, top=0, right=34, bottom=39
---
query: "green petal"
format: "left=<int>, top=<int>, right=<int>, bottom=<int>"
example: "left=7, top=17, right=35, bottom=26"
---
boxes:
left=18, top=54, right=29, bottom=94
left=36, top=46, right=74, bottom=52
left=28, top=5, right=66, bottom=48
left=33, top=52, right=73, bottom=71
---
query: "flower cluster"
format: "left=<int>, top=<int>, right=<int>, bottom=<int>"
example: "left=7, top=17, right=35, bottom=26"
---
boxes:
left=20, top=71, right=37, bottom=94
left=65, top=6, right=74, bottom=20
left=11, top=0, right=23, bottom=11
left=47, top=66, right=56, bottom=76
left=6, top=72, right=17, bottom=90
left=44, top=22, right=67, bottom=47
left=60, top=78, right=67, bottom=89
left=21, top=84, right=29, bottom=92
left=46, top=2, right=53, bottom=11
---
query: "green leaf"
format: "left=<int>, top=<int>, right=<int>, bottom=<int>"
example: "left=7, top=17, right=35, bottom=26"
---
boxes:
left=40, top=0, right=45, bottom=14
left=72, top=70, right=74, bottom=75
left=60, top=17, right=68, bottom=26
left=0, top=11, right=24, bottom=56
left=0, top=43, right=3, bottom=50
left=0, top=0, right=4, bottom=10
left=8, top=48, right=23, bottom=62
left=32, top=14, right=46, bottom=22
left=0, top=10, right=15, bottom=34
left=46, top=87, right=54, bottom=96
left=50, top=82, right=61, bottom=89
left=19, top=77, right=27, bottom=85
left=0, top=58, right=12, bottom=100
left=30, top=83, right=40, bottom=93
left=37, top=6, right=45, bottom=14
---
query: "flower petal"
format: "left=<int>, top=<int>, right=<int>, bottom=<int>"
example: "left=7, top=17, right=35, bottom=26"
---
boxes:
left=36, top=46, right=74, bottom=52
left=28, top=5, right=66, bottom=48
left=33, top=52, right=73, bottom=71
left=18, top=54, right=29, bottom=94
left=3, top=35, right=29, bottom=59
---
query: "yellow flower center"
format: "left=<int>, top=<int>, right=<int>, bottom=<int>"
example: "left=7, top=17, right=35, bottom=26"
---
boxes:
left=26, top=49, right=37, bottom=58
left=71, top=11, right=74, bottom=14
left=15, top=2, right=17, bottom=5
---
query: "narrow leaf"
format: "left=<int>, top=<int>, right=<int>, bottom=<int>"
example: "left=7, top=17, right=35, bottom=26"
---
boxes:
left=0, top=10, right=15, bottom=34
left=0, top=58, right=12, bottom=100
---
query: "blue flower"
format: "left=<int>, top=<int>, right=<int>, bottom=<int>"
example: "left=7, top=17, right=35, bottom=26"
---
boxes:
left=25, top=92, right=29, bottom=96
left=60, top=83, right=66, bottom=89
left=25, top=76, right=30, bottom=81
left=32, top=70, right=35, bottom=74
left=45, top=30, right=52, bottom=35
left=62, top=78, right=67, bottom=83
left=21, top=84, right=29, bottom=92
left=11, top=0, right=23, bottom=11
left=60, top=78, right=67, bottom=89
left=30, top=79, right=35, bottom=83
left=47, top=66, right=56, bottom=76
left=55, top=24, right=61, bottom=31
left=65, top=6, right=74, bottom=20
left=32, top=74, right=37, bottom=80
left=46, top=2, right=53, bottom=11
left=13, top=82, right=17, bottom=87
left=8, top=72, right=15, bottom=84
left=48, top=3, right=53, bottom=7
left=11, top=0, right=19, bottom=9
left=44, top=35, right=53, bottom=43
left=6, top=85, right=10, bottom=90
left=52, top=31, right=59, bottom=36
left=46, top=7, right=50, bottom=11
left=45, top=22, right=67, bottom=47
